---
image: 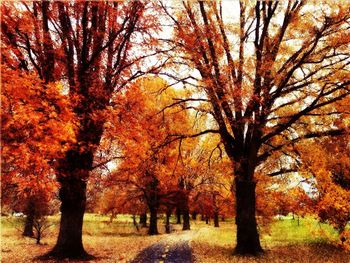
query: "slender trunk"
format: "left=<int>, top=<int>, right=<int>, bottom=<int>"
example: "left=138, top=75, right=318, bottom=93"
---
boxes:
left=132, top=214, right=139, bottom=232
left=201, top=214, right=205, bottom=221
left=182, top=194, right=190, bottom=230
left=234, top=179, right=263, bottom=255
left=149, top=207, right=158, bottom=235
left=165, top=209, right=171, bottom=234
left=147, top=177, right=159, bottom=235
left=23, top=198, right=35, bottom=237
left=176, top=207, right=181, bottom=224
left=109, top=210, right=116, bottom=223
left=139, top=213, right=147, bottom=227
left=41, top=1, right=55, bottom=83
left=205, top=216, right=209, bottom=224
left=36, top=227, right=41, bottom=245
left=213, top=194, right=219, bottom=227
left=221, top=216, right=225, bottom=222
left=214, top=212, right=219, bottom=227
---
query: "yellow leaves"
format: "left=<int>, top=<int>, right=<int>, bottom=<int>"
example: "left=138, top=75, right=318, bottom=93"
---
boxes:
left=296, top=132, right=350, bottom=236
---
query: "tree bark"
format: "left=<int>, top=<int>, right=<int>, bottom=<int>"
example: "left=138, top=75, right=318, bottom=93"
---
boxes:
left=214, top=212, right=219, bottom=227
left=182, top=211, right=190, bottom=230
left=234, top=179, right=263, bottom=255
left=149, top=207, right=158, bottom=235
left=23, top=198, right=35, bottom=237
left=146, top=177, right=159, bottom=235
left=182, top=195, right=190, bottom=230
left=139, top=213, right=147, bottom=227
left=44, top=177, right=91, bottom=259
left=205, top=216, right=209, bottom=224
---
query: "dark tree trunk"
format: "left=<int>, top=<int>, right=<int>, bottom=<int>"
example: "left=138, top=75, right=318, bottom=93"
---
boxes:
left=182, top=194, right=190, bottom=230
left=42, top=106, right=105, bottom=259
left=23, top=213, right=35, bottom=237
left=221, top=216, right=225, bottom=222
left=44, top=177, right=91, bottom=259
left=214, top=212, right=219, bottom=227
left=205, top=216, right=209, bottom=224
left=234, top=179, right=263, bottom=255
left=146, top=177, right=159, bottom=235
left=192, top=212, right=197, bottom=220
left=139, top=213, right=147, bottom=227
left=41, top=1, right=55, bottom=83
left=165, top=209, right=171, bottom=234
left=23, top=198, right=35, bottom=237
left=176, top=207, right=181, bottom=224
left=149, top=207, right=158, bottom=235
left=182, top=211, right=190, bottom=230
left=36, top=227, right=41, bottom=245
left=201, top=214, right=205, bottom=221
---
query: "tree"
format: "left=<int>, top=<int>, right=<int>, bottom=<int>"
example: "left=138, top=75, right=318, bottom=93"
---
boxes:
left=2, top=1, right=162, bottom=259
left=161, top=0, right=350, bottom=254
left=297, top=124, right=350, bottom=247
left=102, top=77, right=193, bottom=235
left=1, top=66, right=73, bottom=237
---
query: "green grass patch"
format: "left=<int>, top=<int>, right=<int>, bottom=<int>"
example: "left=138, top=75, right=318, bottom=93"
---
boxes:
left=262, top=216, right=339, bottom=247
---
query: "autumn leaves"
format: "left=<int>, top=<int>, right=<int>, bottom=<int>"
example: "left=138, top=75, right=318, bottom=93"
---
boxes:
left=1, top=0, right=350, bottom=259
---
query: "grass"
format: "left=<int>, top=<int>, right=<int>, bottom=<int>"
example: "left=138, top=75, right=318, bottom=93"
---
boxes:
left=190, top=216, right=349, bottom=263
left=263, top=216, right=339, bottom=247
left=1, top=213, right=165, bottom=263
left=1, top=214, right=349, bottom=262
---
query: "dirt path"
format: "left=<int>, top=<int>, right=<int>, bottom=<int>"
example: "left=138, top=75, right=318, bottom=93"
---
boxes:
left=130, top=231, right=195, bottom=263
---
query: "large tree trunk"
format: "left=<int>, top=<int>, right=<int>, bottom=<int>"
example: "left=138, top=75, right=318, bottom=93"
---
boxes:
left=45, top=177, right=91, bottom=259
left=149, top=207, right=158, bottom=235
left=234, top=179, right=263, bottom=255
left=23, top=198, right=35, bottom=237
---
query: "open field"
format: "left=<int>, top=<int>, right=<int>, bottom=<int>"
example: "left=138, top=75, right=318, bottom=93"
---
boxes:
left=1, top=214, right=349, bottom=262
left=191, top=217, right=349, bottom=262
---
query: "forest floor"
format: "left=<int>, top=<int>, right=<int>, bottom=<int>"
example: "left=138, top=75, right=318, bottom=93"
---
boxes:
left=1, top=214, right=350, bottom=262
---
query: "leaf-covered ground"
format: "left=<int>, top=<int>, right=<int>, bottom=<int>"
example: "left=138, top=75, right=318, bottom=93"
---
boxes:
left=1, top=214, right=349, bottom=262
